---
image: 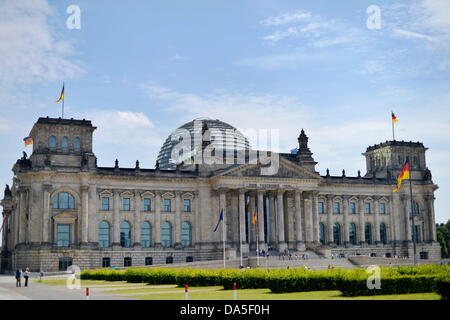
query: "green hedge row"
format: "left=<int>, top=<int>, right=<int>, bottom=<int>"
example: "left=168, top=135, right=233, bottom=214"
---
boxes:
left=80, top=265, right=450, bottom=298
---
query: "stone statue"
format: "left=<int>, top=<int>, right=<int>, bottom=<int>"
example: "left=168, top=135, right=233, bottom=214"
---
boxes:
left=135, top=160, right=140, bottom=169
left=114, top=159, right=119, bottom=169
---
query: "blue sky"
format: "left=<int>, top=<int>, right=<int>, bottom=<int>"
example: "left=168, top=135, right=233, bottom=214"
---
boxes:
left=0, top=0, right=449, bottom=228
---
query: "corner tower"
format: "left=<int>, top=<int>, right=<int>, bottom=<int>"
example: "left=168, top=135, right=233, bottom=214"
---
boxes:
left=22, top=117, right=97, bottom=171
left=363, top=140, right=432, bottom=182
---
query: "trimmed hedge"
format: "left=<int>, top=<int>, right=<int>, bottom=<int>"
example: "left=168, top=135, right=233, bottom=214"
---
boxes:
left=433, top=274, right=450, bottom=300
left=80, top=265, right=450, bottom=299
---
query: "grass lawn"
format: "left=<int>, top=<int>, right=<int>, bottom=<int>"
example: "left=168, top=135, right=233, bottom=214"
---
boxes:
left=32, top=278, right=151, bottom=287
left=123, top=289, right=441, bottom=300
left=32, top=279, right=441, bottom=300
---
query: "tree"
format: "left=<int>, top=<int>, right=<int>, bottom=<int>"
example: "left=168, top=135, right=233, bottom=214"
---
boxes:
left=436, top=220, right=450, bottom=259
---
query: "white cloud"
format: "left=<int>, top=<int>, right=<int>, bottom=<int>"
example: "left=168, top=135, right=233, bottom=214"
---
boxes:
left=0, top=0, right=83, bottom=84
left=73, top=110, right=162, bottom=148
left=261, top=10, right=312, bottom=26
left=393, top=28, right=435, bottom=41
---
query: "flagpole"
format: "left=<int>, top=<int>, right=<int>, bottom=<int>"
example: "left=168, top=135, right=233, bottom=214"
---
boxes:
left=62, top=81, right=65, bottom=118
left=408, top=159, right=417, bottom=266
left=223, top=207, right=226, bottom=269
left=391, top=110, right=395, bottom=141
left=256, top=215, right=259, bottom=267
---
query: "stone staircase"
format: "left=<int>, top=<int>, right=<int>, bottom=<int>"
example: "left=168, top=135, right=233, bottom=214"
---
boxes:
left=247, top=249, right=357, bottom=270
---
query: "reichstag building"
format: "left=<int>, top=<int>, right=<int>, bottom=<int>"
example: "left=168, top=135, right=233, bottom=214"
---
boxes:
left=0, top=116, right=441, bottom=271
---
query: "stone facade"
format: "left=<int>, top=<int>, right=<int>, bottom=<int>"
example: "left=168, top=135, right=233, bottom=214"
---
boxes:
left=0, top=117, right=441, bottom=272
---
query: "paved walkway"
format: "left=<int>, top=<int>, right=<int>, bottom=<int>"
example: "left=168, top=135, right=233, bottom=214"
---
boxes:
left=0, top=275, right=136, bottom=300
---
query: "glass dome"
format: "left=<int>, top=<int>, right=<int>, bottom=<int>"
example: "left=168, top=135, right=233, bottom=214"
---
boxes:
left=157, top=118, right=250, bottom=169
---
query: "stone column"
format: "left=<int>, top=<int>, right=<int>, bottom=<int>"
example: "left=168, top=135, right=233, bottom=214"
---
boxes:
left=88, top=185, right=97, bottom=243
left=374, top=196, right=381, bottom=244
left=42, top=185, right=51, bottom=244
left=238, top=189, right=248, bottom=253
left=312, top=191, right=320, bottom=244
left=112, top=189, right=120, bottom=245
left=401, top=194, right=411, bottom=243
left=358, top=196, right=365, bottom=244
left=17, top=189, right=25, bottom=245
left=426, top=195, right=437, bottom=242
left=219, top=189, right=227, bottom=248
left=231, top=191, right=239, bottom=246
left=249, top=191, right=256, bottom=247
left=277, top=189, right=287, bottom=251
left=174, top=191, right=182, bottom=248
left=155, top=191, right=162, bottom=247
left=81, top=185, right=89, bottom=244
left=295, top=189, right=305, bottom=251
left=194, top=191, right=200, bottom=247
left=257, top=190, right=265, bottom=249
left=304, top=192, right=313, bottom=245
left=269, top=191, right=276, bottom=246
left=133, top=190, right=141, bottom=246
left=391, top=193, right=401, bottom=243
left=326, top=195, right=333, bottom=245
left=343, top=196, right=350, bottom=245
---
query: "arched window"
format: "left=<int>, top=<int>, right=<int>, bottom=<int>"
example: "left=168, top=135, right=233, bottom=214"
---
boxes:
left=53, top=192, right=75, bottom=209
left=365, top=223, right=372, bottom=245
left=99, top=221, right=110, bottom=247
left=49, top=136, right=56, bottom=148
left=333, top=223, right=341, bottom=245
left=349, top=223, right=357, bottom=245
left=74, top=137, right=81, bottom=149
left=161, top=221, right=172, bottom=247
left=141, top=221, right=152, bottom=247
left=62, top=136, right=69, bottom=148
left=380, top=223, right=387, bottom=244
left=319, top=223, right=325, bottom=245
left=120, top=221, right=131, bottom=247
left=181, top=222, right=192, bottom=247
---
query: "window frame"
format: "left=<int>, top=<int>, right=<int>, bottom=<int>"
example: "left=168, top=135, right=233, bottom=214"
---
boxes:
left=57, top=224, right=71, bottom=247
left=163, top=199, right=172, bottom=212
left=183, top=199, right=191, bottom=212
left=143, top=198, right=151, bottom=212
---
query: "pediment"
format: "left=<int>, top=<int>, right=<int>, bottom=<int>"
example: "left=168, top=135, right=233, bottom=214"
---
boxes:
left=52, top=211, right=77, bottom=222
left=217, top=157, right=322, bottom=180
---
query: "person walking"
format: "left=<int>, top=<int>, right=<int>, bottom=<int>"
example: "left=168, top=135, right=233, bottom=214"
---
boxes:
left=16, top=269, right=22, bottom=287
left=15, top=269, right=20, bottom=287
left=24, top=268, right=30, bottom=287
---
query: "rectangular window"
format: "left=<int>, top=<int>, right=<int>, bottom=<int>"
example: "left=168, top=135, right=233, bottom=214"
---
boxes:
left=145, top=257, right=153, bottom=265
left=122, top=198, right=130, bottom=211
left=183, top=199, right=191, bottom=212
left=144, top=198, right=151, bottom=212
left=58, top=258, right=72, bottom=271
left=350, top=202, right=356, bottom=214
left=333, top=202, right=340, bottom=214
left=57, top=224, right=70, bottom=247
left=164, top=199, right=171, bottom=212
left=365, top=203, right=371, bottom=214
left=166, top=257, right=173, bottom=264
left=380, top=203, right=386, bottom=214
left=101, top=197, right=109, bottom=211
left=318, top=202, right=324, bottom=214
left=102, top=257, right=111, bottom=268
left=124, top=257, right=132, bottom=267
left=419, top=252, right=428, bottom=260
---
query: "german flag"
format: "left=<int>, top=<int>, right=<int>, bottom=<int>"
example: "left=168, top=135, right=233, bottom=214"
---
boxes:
left=392, top=112, right=398, bottom=124
left=56, top=84, right=64, bottom=102
left=252, top=211, right=257, bottom=230
left=394, top=162, right=410, bottom=192
left=23, top=136, right=33, bottom=146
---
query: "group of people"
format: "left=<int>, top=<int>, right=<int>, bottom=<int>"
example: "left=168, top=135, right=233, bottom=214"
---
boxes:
left=15, top=268, right=30, bottom=287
